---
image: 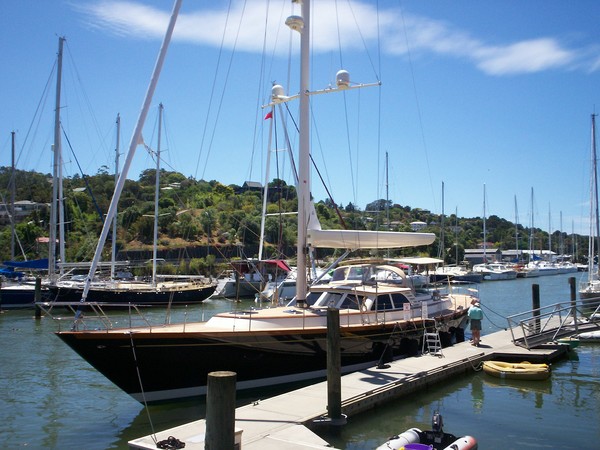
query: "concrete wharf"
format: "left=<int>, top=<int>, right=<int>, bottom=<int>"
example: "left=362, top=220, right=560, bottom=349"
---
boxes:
left=129, top=311, right=599, bottom=450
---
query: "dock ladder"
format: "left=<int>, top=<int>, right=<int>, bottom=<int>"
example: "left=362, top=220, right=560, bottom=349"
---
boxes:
left=422, top=329, right=443, bottom=357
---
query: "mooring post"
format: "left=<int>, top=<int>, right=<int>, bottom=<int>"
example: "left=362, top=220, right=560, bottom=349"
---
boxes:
left=326, top=307, right=345, bottom=425
left=205, top=371, right=236, bottom=450
left=532, top=284, right=540, bottom=332
left=34, top=277, right=42, bottom=320
left=569, top=276, right=578, bottom=332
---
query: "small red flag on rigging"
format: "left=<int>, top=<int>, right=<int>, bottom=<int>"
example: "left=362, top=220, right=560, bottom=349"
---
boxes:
left=264, top=111, right=273, bottom=120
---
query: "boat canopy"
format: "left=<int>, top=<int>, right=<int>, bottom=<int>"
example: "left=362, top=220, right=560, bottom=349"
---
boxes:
left=3, top=258, right=49, bottom=270
left=306, top=229, right=435, bottom=249
left=397, top=257, right=444, bottom=265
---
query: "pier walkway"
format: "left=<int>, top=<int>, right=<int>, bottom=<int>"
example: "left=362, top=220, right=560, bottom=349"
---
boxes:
left=129, top=302, right=600, bottom=450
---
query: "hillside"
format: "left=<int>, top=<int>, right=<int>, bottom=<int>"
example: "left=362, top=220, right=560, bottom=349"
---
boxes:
left=0, top=166, right=588, bottom=275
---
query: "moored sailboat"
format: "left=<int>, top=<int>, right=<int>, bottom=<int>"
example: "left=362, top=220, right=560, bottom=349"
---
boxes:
left=52, top=0, right=477, bottom=403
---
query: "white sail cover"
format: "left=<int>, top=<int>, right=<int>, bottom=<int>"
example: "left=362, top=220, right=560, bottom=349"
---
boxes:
left=306, top=228, right=435, bottom=249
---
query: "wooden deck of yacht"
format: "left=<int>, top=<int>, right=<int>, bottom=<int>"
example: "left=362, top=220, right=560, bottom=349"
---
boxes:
left=128, top=322, right=589, bottom=450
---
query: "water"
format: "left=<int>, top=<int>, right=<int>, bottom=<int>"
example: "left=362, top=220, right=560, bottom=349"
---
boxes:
left=1, top=273, right=599, bottom=449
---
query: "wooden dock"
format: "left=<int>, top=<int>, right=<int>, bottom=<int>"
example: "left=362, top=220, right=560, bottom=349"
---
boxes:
left=129, top=322, right=588, bottom=450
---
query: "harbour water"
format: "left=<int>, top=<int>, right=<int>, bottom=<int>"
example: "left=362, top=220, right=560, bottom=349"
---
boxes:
left=1, top=272, right=599, bottom=449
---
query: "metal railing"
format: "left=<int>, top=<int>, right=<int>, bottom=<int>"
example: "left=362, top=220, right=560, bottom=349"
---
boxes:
left=506, top=298, right=600, bottom=349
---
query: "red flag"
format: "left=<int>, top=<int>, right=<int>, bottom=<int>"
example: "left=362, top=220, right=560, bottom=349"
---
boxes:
left=264, top=111, right=273, bottom=120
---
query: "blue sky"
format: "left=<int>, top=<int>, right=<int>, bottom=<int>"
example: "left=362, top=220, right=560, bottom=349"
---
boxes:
left=1, top=0, right=599, bottom=237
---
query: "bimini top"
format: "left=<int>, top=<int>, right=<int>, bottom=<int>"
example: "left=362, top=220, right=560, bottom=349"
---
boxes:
left=306, top=229, right=435, bottom=250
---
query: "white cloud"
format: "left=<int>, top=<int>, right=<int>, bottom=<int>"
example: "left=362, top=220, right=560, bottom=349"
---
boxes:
left=76, top=0, right=594, bottom=75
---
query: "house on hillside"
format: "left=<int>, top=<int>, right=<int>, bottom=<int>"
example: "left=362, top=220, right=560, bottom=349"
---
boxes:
left=410, top=221, right=427, bottom=231
left=236, top=181, right=262, bottom=194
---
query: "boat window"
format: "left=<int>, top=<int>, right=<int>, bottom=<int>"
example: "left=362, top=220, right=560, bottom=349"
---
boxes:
left=305, top=291, right=321, bottom=306
left=347, top=266, right=366, bottom=281
left=339, top=293, right=361, bottom=310
left=376, top=294, right=393, bottom=311
left=391, top=293, right=410, bottom=306
left=313, top=292, right=344, bottom=308
left=330, top=267, right=348, bottom=282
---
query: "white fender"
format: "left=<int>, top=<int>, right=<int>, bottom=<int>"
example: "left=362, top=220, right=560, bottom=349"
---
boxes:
left=375, top=428, right=422, bottom=450
left=443, top=435, right=478, bottom=450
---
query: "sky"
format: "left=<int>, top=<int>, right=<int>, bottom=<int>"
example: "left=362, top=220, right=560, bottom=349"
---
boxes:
left=1, top=0, right=600, bottom=237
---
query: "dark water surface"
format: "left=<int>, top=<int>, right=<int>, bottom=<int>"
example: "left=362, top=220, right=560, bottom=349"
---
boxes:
left=1, top=273, right=599, bottom=449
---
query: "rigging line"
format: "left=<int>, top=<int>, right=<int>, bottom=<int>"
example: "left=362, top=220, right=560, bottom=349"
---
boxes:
left=397, top=1, right=437, bottom=215
left=282, top=101, right=347, bottom=228
left=193, top=0, right=233, bottom=181
left=200, top=0, right=249, bottom=181
left=479, top=302, right=508, bottom=330
left=15, top=60, right=56, bottom=171
left=61, top=125, right=105, bottom=224
left=128, top=333, right=158, bottom=446
left=0, top=192, right=28, bottom=259
left=247, top=0, right=275, bottom=183
left=345, top=0, right=381, bottom=83
left=63, top=41, right=112, bottom=166
left=334, top=0, right=344, bottom=70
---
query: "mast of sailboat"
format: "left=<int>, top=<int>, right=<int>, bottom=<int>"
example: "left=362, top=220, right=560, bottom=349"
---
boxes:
left=49, top=36, right=65, bottom=284
left=438, top=181, right=445, bottom=259
left=548, top=205, right=552, bottom=262
left=76, top=0, right=181, bottom=308
left=152, top=103, right=164, bottom=286
left=386, top=152, right=390, bottom=230
left=294, top=0, right=311, bottom=305
left=529, top=187, right=535, bottom=262
left=10, top=131, right=16, bottom=260
left=591, top=113, right=599, bottom=280
left=110, top=114, right=120, bottom=280
left=483, top=184, right=487, bottom=264
left=258, top=107, right=275, bottom=262
left=514, top=195, right=519, bottom=261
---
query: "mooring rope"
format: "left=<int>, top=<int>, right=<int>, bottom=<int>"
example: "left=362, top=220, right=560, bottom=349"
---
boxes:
left=480, top=302, right=508, bottom=330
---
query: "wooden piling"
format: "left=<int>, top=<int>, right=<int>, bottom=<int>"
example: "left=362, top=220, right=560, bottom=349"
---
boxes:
left=326, top=307, right=344, bottom=424
left=532, top=284, right=540, bottom=332
left=35, top=277, right=42, bottom=320
left=569, top=276, right=578, bottom=332
left=205, top=370, right=236, bottom=450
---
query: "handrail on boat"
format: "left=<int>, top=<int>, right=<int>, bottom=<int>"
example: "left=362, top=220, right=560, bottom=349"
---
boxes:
left=37, top=301, right=177, bottom=333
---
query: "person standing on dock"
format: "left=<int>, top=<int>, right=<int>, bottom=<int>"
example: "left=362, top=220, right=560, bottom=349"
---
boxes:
left=468, top=299, right=483, bottom=346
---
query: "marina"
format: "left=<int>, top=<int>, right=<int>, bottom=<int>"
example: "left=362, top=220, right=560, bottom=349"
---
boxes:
left=2, top=273, right=600, bottom=449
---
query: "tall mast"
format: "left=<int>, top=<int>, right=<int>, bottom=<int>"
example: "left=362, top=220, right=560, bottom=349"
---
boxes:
left=10, top=131, right=16, bottom=260
left=483, top=184, right=487, bottom=263
left=258, top=107, right=274, bottom=262
left=110, top=114, right=121, bottom=280
left=591, top=113, right=599, bottom=279
left=514, top=195, right=519, bottom=260
left=152, top=104, right=163, bottom=286
left=49, top=36, right=65, bottom=283
left=438, top=181, right=445, bottom=259
left=295, top=0, right=310, bottom=305
left=529, top=187, right=534, bottom=262
left=385, top=151, right=390, bottom=230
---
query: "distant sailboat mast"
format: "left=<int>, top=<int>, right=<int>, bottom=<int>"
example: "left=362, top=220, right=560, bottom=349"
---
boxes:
left=151, top=103, right=164, bottom=287
left=514, top=195, right=519, bottom=261
left=483, top=184, right=487, bottom=264
left=589, top=113, right=599, bottom=280
left=49, top=36, right=65, bottom=284
left=110, top=114, right=120, bottom=280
